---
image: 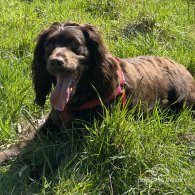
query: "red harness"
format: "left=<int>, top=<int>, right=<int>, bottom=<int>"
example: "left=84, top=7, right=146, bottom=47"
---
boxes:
left=60, top=59, right=126, bottom=121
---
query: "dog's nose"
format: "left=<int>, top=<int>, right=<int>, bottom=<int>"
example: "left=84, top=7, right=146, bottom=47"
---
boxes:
left=49, top=59, right=64, bottom=67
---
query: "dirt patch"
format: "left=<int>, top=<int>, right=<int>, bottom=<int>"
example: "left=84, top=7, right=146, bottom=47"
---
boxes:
left=181, top=132, right=195, bottom=142
left=0, top=117, right=45, bottom=164
left=123, top=16, right=156, bottom=37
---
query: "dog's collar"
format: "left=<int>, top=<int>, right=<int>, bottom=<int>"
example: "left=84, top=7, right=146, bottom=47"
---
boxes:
left=60, top=58, right=126, bottom=121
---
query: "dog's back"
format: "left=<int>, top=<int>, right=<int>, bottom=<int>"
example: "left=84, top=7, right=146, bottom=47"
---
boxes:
left=121, top=56, right=195, bottom=111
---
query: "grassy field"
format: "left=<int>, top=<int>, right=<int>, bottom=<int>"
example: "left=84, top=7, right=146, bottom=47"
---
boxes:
left=0, top=0, right=195, bottom=194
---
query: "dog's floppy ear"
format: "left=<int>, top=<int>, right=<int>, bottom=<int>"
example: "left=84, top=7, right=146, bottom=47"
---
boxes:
left=82, top=24, right=107, bottom=66
left=31, top=24, right=59, bottom=106
left=82, top=24, right=118, bottom=97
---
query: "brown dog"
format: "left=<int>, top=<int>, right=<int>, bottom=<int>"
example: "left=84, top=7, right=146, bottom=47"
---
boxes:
left=32, top=22, right=195, bottom=132
left=1, top=22, right=195, bottom=164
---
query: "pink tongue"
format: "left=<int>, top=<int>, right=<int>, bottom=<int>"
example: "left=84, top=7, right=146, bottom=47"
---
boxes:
left=50, top=74, right=74, bottom=111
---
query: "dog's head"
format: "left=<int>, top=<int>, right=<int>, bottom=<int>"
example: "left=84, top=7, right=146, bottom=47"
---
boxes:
left=32, top=22, right=118, bottom=110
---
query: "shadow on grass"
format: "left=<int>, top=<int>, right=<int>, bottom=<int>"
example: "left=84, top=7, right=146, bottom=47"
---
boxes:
left=0, top=126, right=86, bottom=194
left=0, top=102, right=194, bottom=194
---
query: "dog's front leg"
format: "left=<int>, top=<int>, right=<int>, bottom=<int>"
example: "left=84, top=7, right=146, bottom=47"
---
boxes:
left=38, top=109, right=62, bottom=136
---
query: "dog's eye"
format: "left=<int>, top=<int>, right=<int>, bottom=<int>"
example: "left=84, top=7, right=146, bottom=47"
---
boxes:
left=44, top=38, right=55, bottom=51
left=45, top=42, right=54, bottom=51
left=70, top=42, right=81, bottom=53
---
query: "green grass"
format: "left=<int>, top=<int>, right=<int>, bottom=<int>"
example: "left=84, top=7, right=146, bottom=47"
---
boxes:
left=0, top=0, right=195, bottom=194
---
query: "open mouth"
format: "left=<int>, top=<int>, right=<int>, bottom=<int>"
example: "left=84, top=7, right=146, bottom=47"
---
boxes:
left=50, top=71, right=81, bottom=111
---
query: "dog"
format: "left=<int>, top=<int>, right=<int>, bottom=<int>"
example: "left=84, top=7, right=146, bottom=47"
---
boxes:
left=1, top=21, right=195, bottom=164
left=32, top=21, right=195, bottom=133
